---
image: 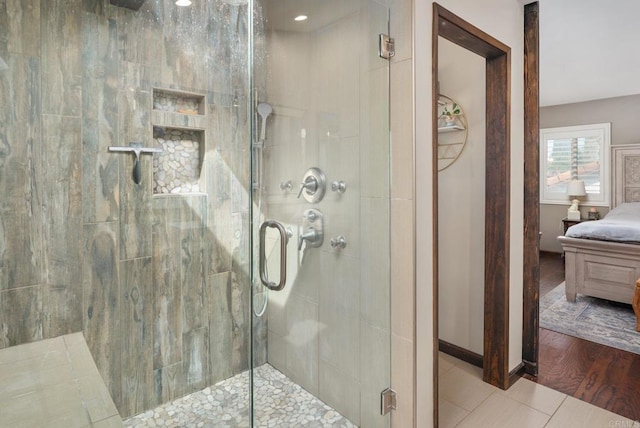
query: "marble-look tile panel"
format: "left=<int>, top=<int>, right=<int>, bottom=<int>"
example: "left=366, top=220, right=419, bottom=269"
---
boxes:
left=151, top=196, right=183, bottom=370
left=359, top=0, right=389, bottom=73
left=0, top=286, right=43, bottom=348
left=285, top=293, right=319, bottom=396
left=82, top=12, right=119, bottom=223
left=41, top=0, right=82, bottom=116
left=83, top=221, right=121, bottom=409
left=318, top=252, right=361, bottom=380
left=120, top=256, right=154, bottom=417
left=319, top=360, right=362, bottom=426
left=360, top=196, right=391, bottom=331
left=360, top=66, right=390, bottom=199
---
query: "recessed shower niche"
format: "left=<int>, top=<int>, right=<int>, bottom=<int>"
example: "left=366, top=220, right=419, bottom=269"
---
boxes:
left=153, top=88, right=205, bottom=115
left=151, top=88, right=206, bottom=195
left=152, top=126, right=203, bottom=194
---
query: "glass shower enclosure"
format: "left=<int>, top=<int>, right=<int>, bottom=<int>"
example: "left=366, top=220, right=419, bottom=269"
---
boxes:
left=0, top=0, right=390, bottom=426
left=250, top=1, right=392, bottom=426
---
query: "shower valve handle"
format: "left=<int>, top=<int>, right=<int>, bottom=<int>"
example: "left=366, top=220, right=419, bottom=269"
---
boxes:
left=297, top=176, right=318, bottom=199
left=298, top=228, right=319, bottom=251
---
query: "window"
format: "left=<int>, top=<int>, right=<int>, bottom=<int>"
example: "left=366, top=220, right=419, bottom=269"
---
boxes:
left=540, top=123, right=611, bottom=206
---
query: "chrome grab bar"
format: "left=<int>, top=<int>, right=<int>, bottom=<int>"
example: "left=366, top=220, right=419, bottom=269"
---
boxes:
left=259, top=220, right=288, bottom=291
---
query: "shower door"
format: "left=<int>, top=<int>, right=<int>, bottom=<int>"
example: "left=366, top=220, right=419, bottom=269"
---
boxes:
left=250, top=1, right=392, bottom=426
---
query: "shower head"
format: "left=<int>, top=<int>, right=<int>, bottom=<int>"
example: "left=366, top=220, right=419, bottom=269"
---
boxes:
left=257, top=102, right=273, bottom=143
left=257, top=102, right=273, bottom=119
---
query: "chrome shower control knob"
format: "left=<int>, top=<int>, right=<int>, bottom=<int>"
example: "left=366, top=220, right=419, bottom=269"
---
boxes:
left=330, top=236, right=347, bottom=249
left=280, top=180, right=293, bottom=191
left=331, top=180, right=347, bottom=194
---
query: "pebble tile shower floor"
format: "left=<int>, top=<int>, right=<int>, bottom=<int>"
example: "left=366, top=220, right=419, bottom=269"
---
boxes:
left=123, top=364, right=356, bottom=427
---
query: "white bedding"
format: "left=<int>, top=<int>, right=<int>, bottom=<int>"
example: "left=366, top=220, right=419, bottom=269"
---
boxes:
left=565, top=202, right=640, bottom=243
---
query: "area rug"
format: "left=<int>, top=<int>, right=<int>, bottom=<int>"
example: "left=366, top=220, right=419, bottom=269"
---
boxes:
left=540, top=282, right=640, bottom=354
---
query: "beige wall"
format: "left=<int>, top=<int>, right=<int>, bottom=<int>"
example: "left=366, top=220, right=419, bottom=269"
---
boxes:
left=390, top=0, right=416, bottom=426
left=415, top=1, right=526, bottom=426
left=437, top=38, right=486, bottom=355
left=540, top=93, right=640, bottom=253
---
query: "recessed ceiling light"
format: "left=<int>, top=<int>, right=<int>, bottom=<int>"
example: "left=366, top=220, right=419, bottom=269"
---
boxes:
left=294, top=15, right=308, bottom=22
left=176, top=0, right=192, bottom=6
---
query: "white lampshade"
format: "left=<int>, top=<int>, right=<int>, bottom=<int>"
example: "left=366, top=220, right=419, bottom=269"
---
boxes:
left=566, top=180, right=586, bottom=197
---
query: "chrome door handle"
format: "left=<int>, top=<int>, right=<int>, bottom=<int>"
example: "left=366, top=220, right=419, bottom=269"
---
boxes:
left=259, top=220, right=288, bottom=291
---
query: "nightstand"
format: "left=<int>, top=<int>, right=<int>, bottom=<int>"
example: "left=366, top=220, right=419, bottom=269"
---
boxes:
left=562, top=217, right=592, bottom=235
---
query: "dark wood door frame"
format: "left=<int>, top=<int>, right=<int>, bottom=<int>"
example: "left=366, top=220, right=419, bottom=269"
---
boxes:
left=432, top=2, right=512, bottom=398
left=522, top=2, right=540, bottom=377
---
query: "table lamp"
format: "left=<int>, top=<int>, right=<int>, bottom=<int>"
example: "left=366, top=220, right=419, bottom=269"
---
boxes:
left=566, top=180, right=586, bottom=221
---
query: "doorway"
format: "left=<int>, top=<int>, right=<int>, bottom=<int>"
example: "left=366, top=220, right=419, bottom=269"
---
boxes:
left=431, top=4, right=512, bottom=412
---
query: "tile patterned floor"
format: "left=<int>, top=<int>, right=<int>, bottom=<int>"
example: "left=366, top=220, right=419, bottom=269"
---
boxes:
left=123, top=364, right=355, bottom=428
left=439, top=352, right=640, bottom=428
left=4, top=335, right=638, bottom=428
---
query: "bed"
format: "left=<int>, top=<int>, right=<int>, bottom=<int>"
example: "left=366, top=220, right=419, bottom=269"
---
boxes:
left=558, top=145, right=640, bottom=331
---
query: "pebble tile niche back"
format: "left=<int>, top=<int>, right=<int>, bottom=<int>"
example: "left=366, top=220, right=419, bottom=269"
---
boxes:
left=152, top=89, right=205, bottom=195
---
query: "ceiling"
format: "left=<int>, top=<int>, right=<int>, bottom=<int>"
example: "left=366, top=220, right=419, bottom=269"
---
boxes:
left=263, top=0, right=640, bottom=107
left=539, top=0, right=640, bottom=106
left=264, top=0, right=359, bottom=33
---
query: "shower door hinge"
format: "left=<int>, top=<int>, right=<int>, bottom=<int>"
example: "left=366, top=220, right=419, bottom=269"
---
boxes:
left=380, top=387, right=397, bottom=415
left=378, top=34, right=395, bottom=60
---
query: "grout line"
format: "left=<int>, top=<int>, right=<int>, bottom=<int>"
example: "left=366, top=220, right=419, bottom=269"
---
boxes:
left=542, top=395, right=568, bottom=427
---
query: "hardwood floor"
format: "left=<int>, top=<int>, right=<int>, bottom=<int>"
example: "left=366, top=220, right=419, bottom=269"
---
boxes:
left=525, top=252, right=640, bottom=421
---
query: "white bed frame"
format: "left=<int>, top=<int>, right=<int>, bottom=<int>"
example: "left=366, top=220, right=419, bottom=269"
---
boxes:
left=558, top=144, right=640, bottom=330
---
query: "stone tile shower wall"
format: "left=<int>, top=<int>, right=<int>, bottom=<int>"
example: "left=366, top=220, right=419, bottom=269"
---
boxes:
left=0, top=0, right=263, bottom=418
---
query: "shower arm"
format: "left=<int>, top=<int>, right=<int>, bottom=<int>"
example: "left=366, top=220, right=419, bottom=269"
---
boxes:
left=108, top=142, right=163, bottom=184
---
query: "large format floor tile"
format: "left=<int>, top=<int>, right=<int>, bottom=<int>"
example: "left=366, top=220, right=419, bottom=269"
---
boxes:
left=439, top=353, right=640, bottom=428
left=545, top=396, right=640, bottom=428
